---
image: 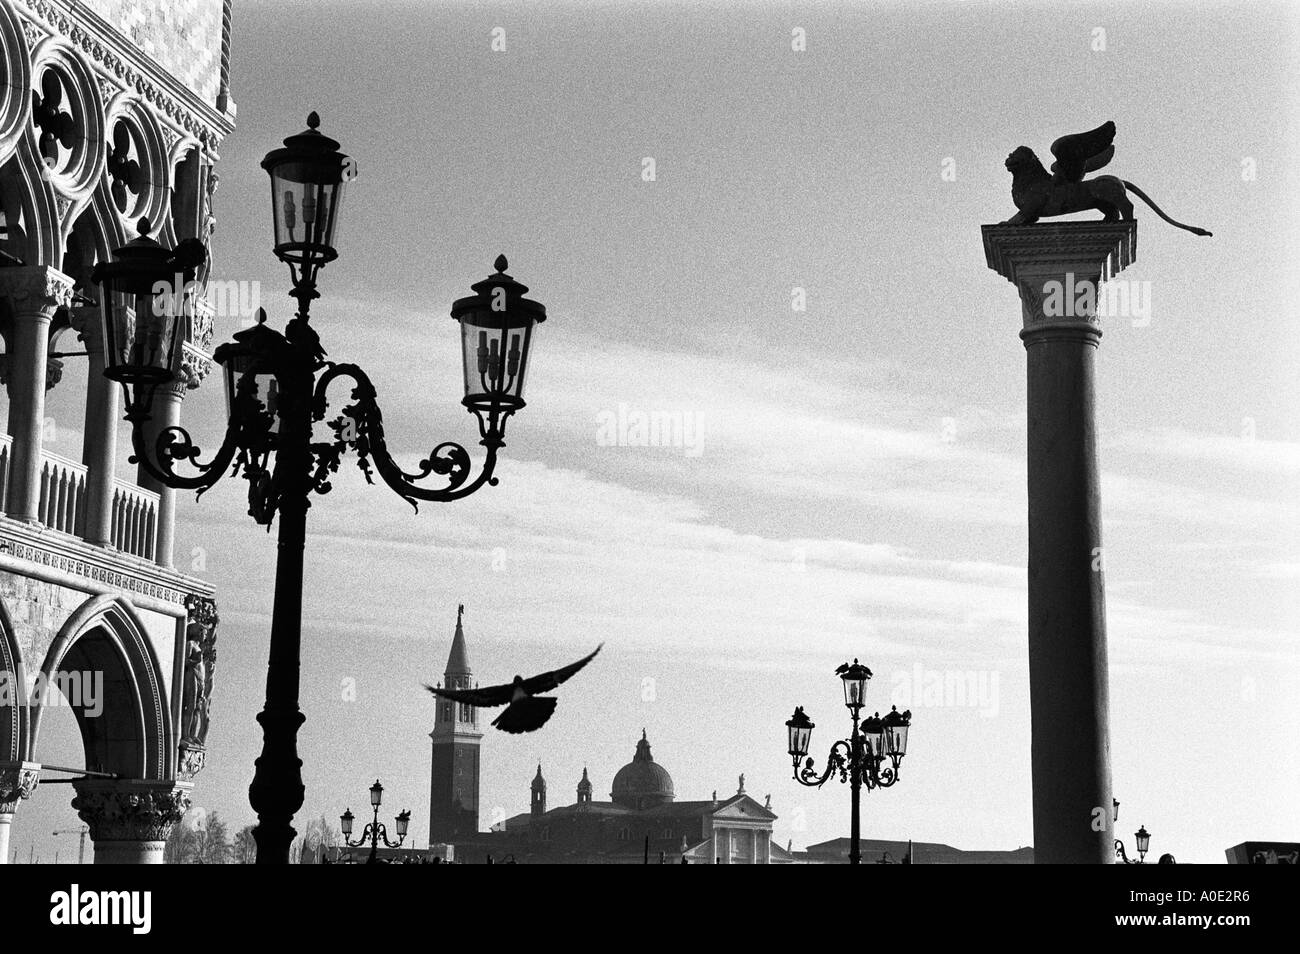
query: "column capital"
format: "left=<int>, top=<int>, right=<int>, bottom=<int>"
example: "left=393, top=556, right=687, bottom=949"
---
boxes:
left=0, top=266, right=75, bottom=316
left=0, top=762, right=41, bottom=813
left=982, top=222, right=1136, bottom=341
left=178, top=343, right=213, bottom=391
left=71, top=779, right=192, bottom=843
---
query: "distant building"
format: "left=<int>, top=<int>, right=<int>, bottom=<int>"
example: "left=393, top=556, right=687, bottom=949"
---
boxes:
left=798, top=837, right=1034, bottom=864
left=424, top=611, right=789, bottom=863
left=1225, top=841, right=1298, bottom=864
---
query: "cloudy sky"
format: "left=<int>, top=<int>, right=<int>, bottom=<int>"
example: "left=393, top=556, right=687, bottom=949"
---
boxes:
left=22, top=0, right=1300, bottom=863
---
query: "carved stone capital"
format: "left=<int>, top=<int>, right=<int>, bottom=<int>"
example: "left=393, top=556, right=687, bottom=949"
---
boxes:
left=179, top=343, right=213, bottom=390
left=0, top=762, right=40, bottom=813
left=981, top=222, right=1136, bottom=341
left=189, top=296, right=216, bottom=353
left=71, top=779, right=191, bottom=843
left=0, top=266, right=75, bottom=316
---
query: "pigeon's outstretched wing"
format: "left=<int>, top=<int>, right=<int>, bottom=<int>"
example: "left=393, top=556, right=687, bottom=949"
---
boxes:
left=424, top=682, right=514, bottom=708
left=1049, top=121, right=1117, bottom=182
left=520, top=644, right=602, bottom=695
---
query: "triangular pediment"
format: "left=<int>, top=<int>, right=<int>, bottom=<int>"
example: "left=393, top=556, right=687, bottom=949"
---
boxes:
left=710, top=793, right=776, bottom=821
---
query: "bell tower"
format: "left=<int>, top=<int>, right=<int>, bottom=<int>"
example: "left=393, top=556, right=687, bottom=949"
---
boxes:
left=531, top=764, right=547, bottom=816
left=428, top=605, right=482, bottom=844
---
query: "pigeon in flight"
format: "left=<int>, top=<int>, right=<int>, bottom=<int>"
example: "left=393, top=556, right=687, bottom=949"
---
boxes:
left=425, top=644, right=602, bottom=733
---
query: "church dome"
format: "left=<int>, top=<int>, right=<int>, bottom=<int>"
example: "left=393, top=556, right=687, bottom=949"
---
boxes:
left=611, top=730, right=674, bottom=810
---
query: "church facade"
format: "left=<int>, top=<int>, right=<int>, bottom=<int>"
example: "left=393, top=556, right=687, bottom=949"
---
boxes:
left=0, top=0, right=233, bottom=863
left=426, top=612, right=789, bottom=864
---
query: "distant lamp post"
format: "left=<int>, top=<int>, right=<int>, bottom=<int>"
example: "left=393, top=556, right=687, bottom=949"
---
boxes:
left=93, top=112, right=549, bottom=863
left=1115, top=825, right=1152, bottom=864
left=785, top=659, right=912, bottom=865
left=340, top=780, right=411, bottom=864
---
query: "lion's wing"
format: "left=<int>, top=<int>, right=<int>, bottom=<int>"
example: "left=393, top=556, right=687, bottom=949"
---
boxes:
left=1050, top=121, right=1117, bottom=182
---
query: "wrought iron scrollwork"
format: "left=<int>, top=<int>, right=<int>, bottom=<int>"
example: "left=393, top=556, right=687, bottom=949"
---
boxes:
left=795, top=740, right=853, bottom=788
left=312, top=362, right=500, bottom=510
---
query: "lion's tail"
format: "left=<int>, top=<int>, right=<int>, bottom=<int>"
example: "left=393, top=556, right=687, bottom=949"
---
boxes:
left=1122, top=180, right=1213, bottom=237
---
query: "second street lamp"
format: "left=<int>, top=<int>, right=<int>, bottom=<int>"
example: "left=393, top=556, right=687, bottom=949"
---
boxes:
left=340, top=780, right=411, bottom=864
left=785, top=659, right=912, bottom=865
left=93, top=112, right=549, bottom=863
left=1115, top=824, right=1152, bottom=864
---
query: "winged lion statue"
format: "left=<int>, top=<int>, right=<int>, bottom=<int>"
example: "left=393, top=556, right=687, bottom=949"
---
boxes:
left=1003, top=121, right=1211, bottom=236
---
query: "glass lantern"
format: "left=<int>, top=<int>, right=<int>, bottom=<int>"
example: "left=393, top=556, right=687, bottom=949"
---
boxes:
left=786, top=706, right=814, bottom=761
left=882, top=705, right=911, bottom=759
left=838, top=659, right=873, bottom=710
left=212, top=309, right=286, bottom=432
left=91, top=217, right=184, bottom=392
left=260, top=112, right=348, bottom=277
left=451, top=255, right=546, bottom=425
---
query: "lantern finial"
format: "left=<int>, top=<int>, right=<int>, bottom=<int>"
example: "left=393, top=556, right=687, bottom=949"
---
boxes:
left=307, top=111, right=320, bottom=130
left=494, top=254, right=508, bottom=273
left=137, top=216, right=152, bottom=236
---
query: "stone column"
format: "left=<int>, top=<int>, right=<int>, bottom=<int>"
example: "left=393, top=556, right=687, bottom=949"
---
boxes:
left=71, top=779, right=191, bottom=864
left=0, top=762, right=40, bottom=865
left=0, top=267, right=74, bottom=523
left=69, top=305, right=119, bottom=547
left=982, top=221, right=1135, bottom=864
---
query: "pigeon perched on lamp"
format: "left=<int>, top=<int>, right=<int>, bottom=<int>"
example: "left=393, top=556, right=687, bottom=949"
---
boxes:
left=425, top=643, right=602, bottom=733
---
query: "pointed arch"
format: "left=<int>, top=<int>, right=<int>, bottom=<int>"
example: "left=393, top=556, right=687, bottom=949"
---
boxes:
left=0, top=139, right=58, bottom=266
left=0, top=597, right=30, bottom=764
left=0, top=0, right=32, bottom=166
left=29, top=594, right=173, bottom=780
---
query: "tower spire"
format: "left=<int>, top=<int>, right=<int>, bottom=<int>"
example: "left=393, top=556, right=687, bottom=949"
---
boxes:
left=531, top=763, right=547, bottom=816
left=429, top=604, right=482, bottom=844
left=577, top=766, right=592, bottom=805
left=446, top=603, right=471, bottom=678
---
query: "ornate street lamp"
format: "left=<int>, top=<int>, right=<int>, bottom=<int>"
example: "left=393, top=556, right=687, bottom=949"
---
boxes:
left=95, top=113, right=549, bottom=863
left=1115, top=824, right=1152, bottom=864
left=339, top=779, right=411, bottom=864
left=786, top=660, right=912, bottom=865
left=91, top=219, right=202, bottom=419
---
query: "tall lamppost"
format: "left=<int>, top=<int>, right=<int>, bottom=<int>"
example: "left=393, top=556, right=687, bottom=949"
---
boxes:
left=784, top=660, right=912, bottom=865
left=340, top=780, right=410, bottom=864
left=91, top=113, right=548, bottom=863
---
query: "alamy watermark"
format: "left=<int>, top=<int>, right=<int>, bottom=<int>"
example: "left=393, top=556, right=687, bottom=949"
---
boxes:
left=1042, top=273, right=1152, bottom=327
left=152, top=272, right=261, bottom=323
left=595, top=403, right=708, bottom=457
left=890, top=664, right=999, bottom=718
left=0, top=669, right=103, bottom=717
